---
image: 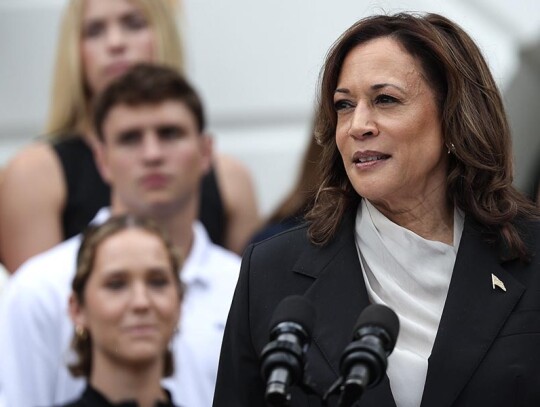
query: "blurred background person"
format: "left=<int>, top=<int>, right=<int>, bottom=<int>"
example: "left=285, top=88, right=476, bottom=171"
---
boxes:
left=60, top=215, right=183, bottom=407
left=214, top=12, right=540, bottom=407
left=250, top=133, right=322, bottom=243
left=0, top=64, right=240, bottom=407
left=0, top=0, right=259, bottom=273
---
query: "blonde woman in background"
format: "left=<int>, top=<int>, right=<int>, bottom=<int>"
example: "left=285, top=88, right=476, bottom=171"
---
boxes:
left=0, top=0, right=259, bottom=272
left=60, top=215, right=183, bottom=407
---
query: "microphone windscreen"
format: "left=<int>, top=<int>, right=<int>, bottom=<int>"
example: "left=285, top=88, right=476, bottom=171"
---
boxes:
left=269, top=295, right=316, bottom=337
left=354, top=304, right=400, bottom=348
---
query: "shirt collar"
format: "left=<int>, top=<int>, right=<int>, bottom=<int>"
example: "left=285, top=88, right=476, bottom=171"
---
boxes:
left=90, top=207, right=112, bottom=226
left=89, top=208, right=213, bottom=288
left=81, top=384, right=176, bottom=407
left=176, top=221, right=213, bottom=288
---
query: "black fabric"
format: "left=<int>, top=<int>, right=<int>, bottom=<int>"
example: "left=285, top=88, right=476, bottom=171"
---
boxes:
left=199, top=164, right=226, bottom=246
left=52, top=137, right=110, bottom=240
left=213, top=208, right=540, bottom=406
left=55, top=384, right=177, bottom=407
left=51, top=136, right=226, bottom=244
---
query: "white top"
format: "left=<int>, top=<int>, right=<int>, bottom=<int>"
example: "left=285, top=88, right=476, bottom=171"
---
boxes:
left=355, top=199, right=464, bottom=407
left=0, top=208, right=241, bottom=407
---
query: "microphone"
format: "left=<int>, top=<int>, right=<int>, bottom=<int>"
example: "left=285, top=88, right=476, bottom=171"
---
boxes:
left=336, top=304, right=400, bottom=407
left=260, top=295, right=316, bottom=406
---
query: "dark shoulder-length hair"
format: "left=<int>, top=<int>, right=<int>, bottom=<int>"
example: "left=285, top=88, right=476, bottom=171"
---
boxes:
left=69, top=215, right=183, bottom=378
left=306, top=12, right=539, bottom=259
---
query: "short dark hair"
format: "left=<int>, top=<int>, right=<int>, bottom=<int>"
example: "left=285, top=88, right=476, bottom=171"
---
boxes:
left=93, top=63, right=205, bottom=140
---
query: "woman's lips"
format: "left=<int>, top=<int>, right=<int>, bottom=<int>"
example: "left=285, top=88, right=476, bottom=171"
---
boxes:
left=124, top=324, right=158, bottom=337
left=104, top=62, right=132, bottom=78
left=352, top=151, right=391, bottom=168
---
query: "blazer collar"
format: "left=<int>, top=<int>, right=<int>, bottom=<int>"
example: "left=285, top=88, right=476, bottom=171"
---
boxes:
left=291, top=211, right=525, bottom=407
left=293, top=208, right=397, bottom=406
left=420, top=218, right=525, bottom=407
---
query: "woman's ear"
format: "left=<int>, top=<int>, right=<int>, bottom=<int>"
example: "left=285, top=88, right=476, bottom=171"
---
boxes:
left=69, top=292, right=87, bottom=330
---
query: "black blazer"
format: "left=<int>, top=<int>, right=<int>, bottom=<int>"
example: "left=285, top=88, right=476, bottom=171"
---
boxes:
left=213, top=209, right=540, bottom=406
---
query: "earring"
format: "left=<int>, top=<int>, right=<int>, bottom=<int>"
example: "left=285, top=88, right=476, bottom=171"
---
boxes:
left=75, top=325, right=87, bottom=340
left=447, top=143, right=456, bottom=154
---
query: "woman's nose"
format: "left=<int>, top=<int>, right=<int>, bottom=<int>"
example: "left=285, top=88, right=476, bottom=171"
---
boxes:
left=347, top=103, right=379, bottom=139
left=131, top=283, right=151, bottom=310
left=105, top=25, right=127, bottom=52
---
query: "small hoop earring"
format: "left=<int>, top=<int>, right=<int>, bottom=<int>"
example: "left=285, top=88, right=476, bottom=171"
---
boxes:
left=75, top=325, right=87, bottom=340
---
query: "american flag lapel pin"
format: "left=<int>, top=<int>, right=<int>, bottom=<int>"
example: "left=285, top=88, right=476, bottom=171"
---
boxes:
left=491, top=273, right=506, bottom=292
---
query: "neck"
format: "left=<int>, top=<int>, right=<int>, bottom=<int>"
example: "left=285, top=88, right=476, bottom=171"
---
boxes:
left=110, top=194, right=198, bottom=259
left=151, top=209, right=196, bottom=258
left=90, top=355, right=166, bottom=407
left=369, top=183, right=454, bottom=245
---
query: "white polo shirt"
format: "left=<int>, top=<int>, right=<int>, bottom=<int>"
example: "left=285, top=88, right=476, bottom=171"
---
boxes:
left=0, top=208, right=241, bottom=407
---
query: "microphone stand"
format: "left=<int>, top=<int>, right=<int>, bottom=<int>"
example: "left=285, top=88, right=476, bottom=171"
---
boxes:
left=323, top=374, right=367, bottom=407
left=264, top=370, right=323, bottom=407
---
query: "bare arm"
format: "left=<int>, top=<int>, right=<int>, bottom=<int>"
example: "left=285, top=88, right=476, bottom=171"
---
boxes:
left=215, top=153, right=261, bottom=255
left=0, top=143, right=65, bottom=273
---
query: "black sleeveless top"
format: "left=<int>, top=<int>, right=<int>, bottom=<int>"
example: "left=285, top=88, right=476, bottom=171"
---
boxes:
left=52, top=137, right=226, bottom=245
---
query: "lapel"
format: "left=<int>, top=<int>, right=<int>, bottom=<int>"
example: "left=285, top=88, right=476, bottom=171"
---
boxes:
left=292, top=209, right=397, bottom=406
left=420, top=218, right=525, bottom=407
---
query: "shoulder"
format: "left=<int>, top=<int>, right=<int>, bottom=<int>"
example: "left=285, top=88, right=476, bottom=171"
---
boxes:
left=3, top=142, right=62, bottom=180
left=214, top=153, right=252, bottom=180
left=2, top=142, right=64, bottom=199
left=185, top=222, right=242, bottom=292
left=213, top=153, right=257, bottom=202
left=520, top=218, right=540, bottom=260
left=193, top=222, right=241, bottom=268
left=199, top=238, right=242, bottom=288
left=6, top=236, right=80, bottom=304
left=250, top=222, right=311, bottom=259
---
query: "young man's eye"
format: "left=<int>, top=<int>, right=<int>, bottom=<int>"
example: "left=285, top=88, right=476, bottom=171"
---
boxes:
left=158, top=126, right=184, bottom=140
left=117, top=131, right=141, bottom=145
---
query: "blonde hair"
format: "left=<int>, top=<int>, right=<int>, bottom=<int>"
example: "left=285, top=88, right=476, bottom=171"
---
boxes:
left=46, top=0, right=184, bottom=139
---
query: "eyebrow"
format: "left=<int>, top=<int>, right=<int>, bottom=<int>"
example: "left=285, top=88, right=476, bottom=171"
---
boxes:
left=83, top=10, right=142, bottom=24
left=334, top=83, right=406, bottom=95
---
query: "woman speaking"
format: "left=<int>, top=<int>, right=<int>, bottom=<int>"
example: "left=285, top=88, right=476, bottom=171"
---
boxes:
left=213, top=12, right=540, bottom=407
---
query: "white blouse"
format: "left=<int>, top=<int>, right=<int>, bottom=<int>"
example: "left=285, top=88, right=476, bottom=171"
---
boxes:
left=355, top=199, right=464, bottom=407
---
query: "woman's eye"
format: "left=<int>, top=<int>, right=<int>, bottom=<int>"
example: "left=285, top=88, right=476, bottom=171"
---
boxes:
left=105, top=280, right=125, bottom=290
left=123, top=14, right=148, bottom=31
left=148, top=277, right=171, bottom=288
left=374, top=94, right=398, bottom=104
left=334, top=100, right=354, bottom=111
left=82, top=22, right=105, bottom=39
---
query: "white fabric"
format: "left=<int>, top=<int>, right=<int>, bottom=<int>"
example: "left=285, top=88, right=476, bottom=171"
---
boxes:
left=355, top=199, right=464, bottom=407
left=0, top=266, right=7, bottom=301
left=0, top=208, right=241, bottom=407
